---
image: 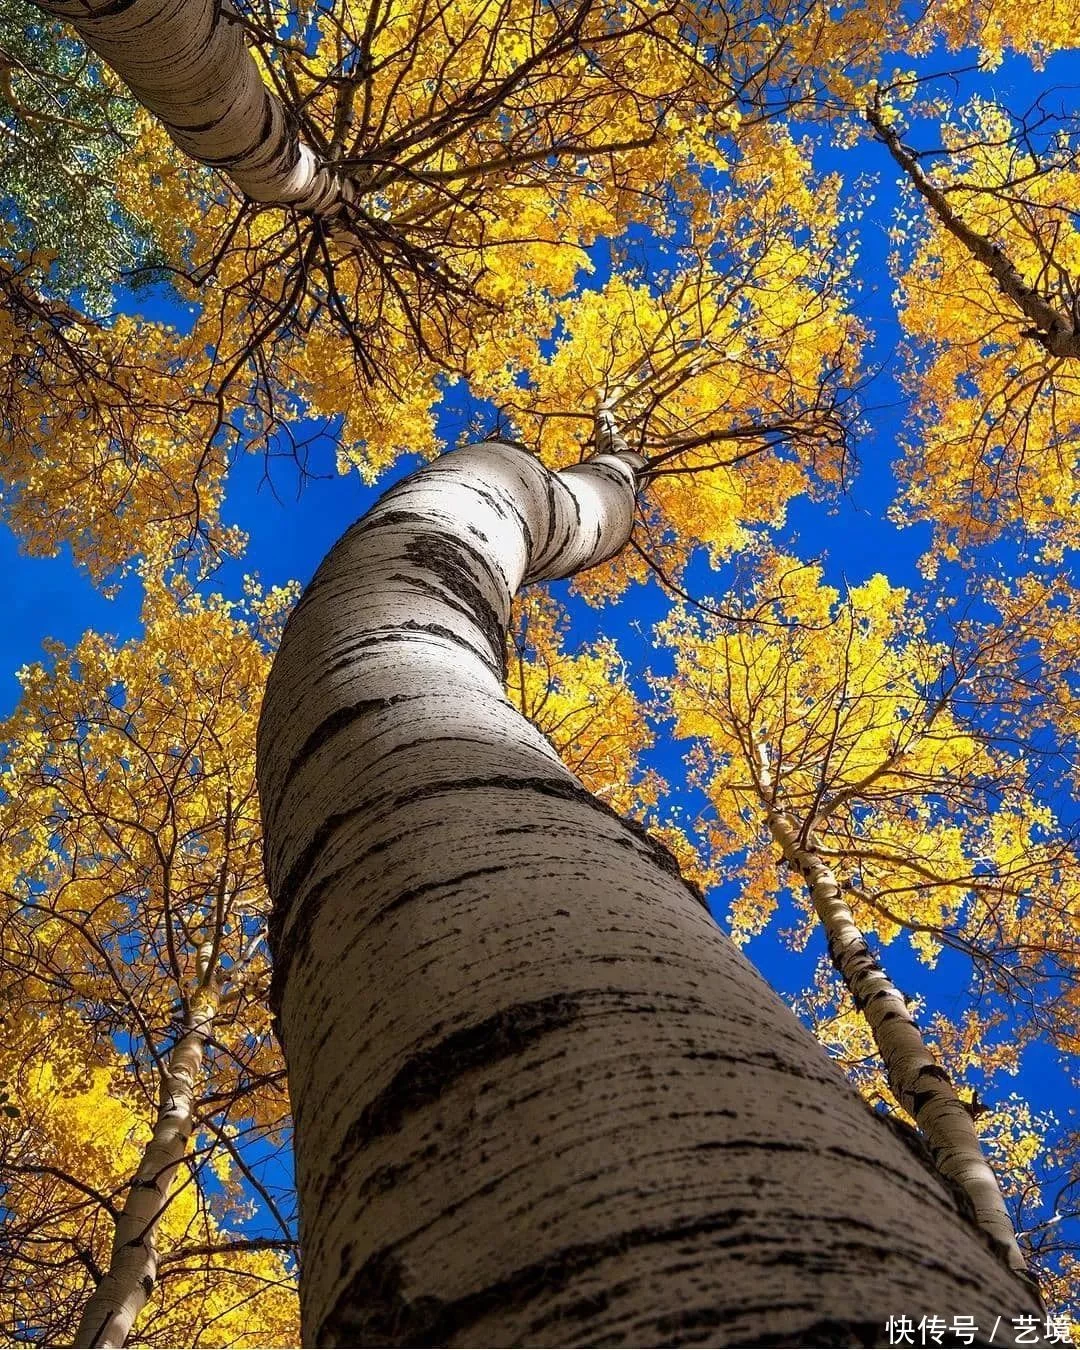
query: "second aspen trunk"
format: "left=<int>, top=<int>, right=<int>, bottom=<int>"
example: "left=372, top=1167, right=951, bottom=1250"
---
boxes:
left=74, top=946, right=220, bottom=1349
left=35, top=0, right=347, bottom=211
left=754, top=740, right=1033, bottom=1287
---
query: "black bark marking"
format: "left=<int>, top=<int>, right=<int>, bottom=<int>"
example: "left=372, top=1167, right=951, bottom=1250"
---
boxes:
left=539, top=471, right=559, bottom=560
left=268, top=806, right=357, bottom=1010
left=375, top=773, right=706, bottom=914
left=330, top=992, right=584, bottom=1167
left=479, top=484, right=533, bottom=556
left=302, top=622, right=500, bottom=681
left=379, top=863, right=512, bottom=919
left=286, top=695, right=415, bottom=784
left=387, top=571, right=487, bottom=642
left=319, top=1209, right=752, bottom=1347
left=87, top=1315, right=112, bottom=1348
left=853, top=972, right=885, bottom=1015
left=827, top=932, right=870, bottom=962
left=617, top=813, right=710, bottom=911
left=75, top=0, right=139, bottom=16
left=525, top=1289, right=610, bottom=1338
left=363, top=508, right=438, bottom=534
left=269, top=775, right=709, bottom=1014
left=353, top=1146, right=437, bottom=1206
left=402, top=531, right=508, bottom=674
left=856, top=988, right=892, bottom=1015
left=568, top=484, right=582, bottom=527
left=267, top=828, right=412, bottom=1007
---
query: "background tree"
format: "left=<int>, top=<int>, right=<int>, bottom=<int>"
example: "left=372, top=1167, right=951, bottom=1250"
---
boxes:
left=866, top=77, right=1080, bottom=557
left=662, top=558, right=1080, bottom=1307
left=793, top=961, right=1073, bottom=1316
left=8, top=0, right=876, bottom=581
left=0, top=570, right=299, bottom=1346
left=0, top=6, right=160, bottom=307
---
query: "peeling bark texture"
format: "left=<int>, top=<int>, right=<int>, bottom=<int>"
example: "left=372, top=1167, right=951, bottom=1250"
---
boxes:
left=867, top=102, right=1080, bottom=359
left=754, top=743, right=1035, bottom=1297
left=74, top=944, right=220, bottom=1349
left=258, top=441, right=1044, bottom=1347
left=33, top=0, right=349, bottom=211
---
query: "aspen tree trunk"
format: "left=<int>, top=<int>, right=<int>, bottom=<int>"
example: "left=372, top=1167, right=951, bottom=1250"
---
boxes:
left=33, top=0, right=349, bottom=211
left=74, top=944, right=220, bottom=1349
left=257, top=438, right=1044, bottom=1347
left=866, top=101, right=1080, bottom=358
left=753, top=742, right=1034, bottom=1289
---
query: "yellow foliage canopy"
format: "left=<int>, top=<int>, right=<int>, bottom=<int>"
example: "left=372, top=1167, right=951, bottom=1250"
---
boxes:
left=662, top=559, right=1079, bottom=1033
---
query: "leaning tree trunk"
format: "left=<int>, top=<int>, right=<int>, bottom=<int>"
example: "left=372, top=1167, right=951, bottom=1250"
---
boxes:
left=74, top=944, right=220, bottom=1349
left=866, top=100, right=1080, bottom=359
left=753, top=741, right=1033, bottom=1288
left=257, top=439, right=1044, bottom=1347
left=32, top=0, right=349, bottom=212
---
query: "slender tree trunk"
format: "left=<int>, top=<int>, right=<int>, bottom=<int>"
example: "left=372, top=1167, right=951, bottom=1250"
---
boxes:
left=74, top=945, right=220, bottom=1349
left=866, top=100, right=1080, bottom=359
left=33, top=0, right=349, bottom=211
left=753, top=742, right=1034, bottom=1288
left=257, top=439, right=1043, bottom=1347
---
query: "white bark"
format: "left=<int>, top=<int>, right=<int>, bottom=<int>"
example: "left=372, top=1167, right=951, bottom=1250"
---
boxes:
left=257, top=440, right=1044, bottom=1346
left=33, top=0, right=349, bottom=211
left=74, top=942, right=220, bottom=1349
left=753, top=742, right=1033, bottom=1291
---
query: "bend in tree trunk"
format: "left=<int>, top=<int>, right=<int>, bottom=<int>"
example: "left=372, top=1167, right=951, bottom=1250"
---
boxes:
left=73, top=944, right=221, bottom=1349
left=257, top=439, right=1043, bottom=1346
left=753, top=740, right=1036, bottom=1294
left=34, top=0, right=349, bottom=212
